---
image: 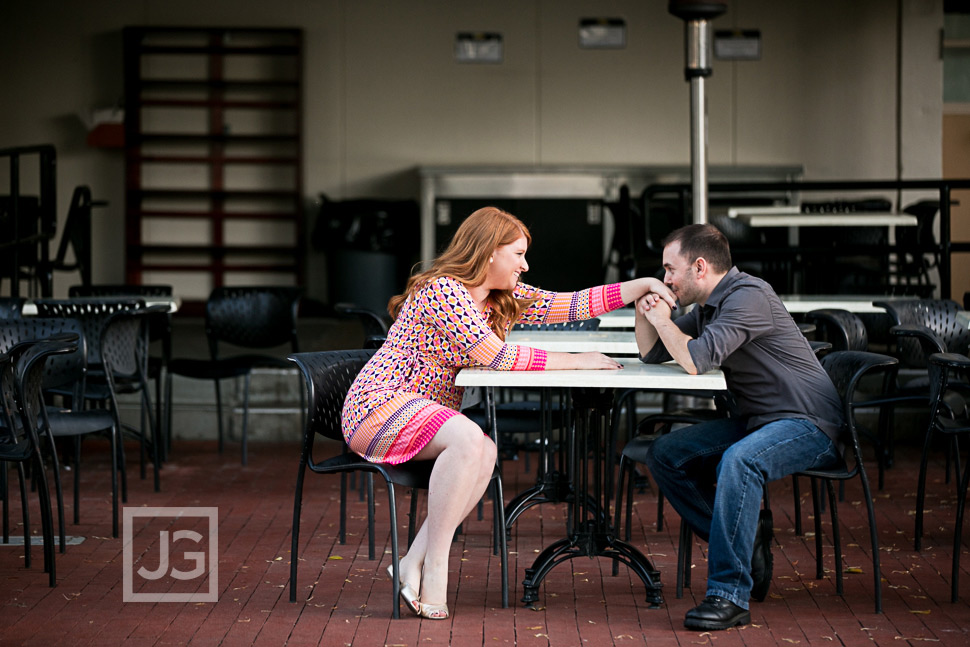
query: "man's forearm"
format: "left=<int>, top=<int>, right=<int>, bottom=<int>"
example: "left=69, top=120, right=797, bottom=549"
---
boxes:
left=634, top=307, right=661, bottom=358
left=651, top=317, right=697, bottom=374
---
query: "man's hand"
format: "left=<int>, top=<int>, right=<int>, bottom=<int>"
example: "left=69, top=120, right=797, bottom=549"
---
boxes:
left=637, top=292, right=674, bottom=322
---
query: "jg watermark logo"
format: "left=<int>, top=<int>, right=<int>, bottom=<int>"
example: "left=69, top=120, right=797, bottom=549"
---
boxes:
left=123, top=507, right=219, bottom=602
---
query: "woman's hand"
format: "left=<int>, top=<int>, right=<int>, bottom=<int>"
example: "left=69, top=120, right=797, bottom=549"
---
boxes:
left=621, top=277, right=677, bottom=311
left=543, top=351, right=623, bottom=370
left=572, top=352, right=624, bottom=370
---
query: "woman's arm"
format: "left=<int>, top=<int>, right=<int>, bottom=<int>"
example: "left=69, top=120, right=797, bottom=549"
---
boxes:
left=421, top=277, right=620, bottom=371
left=516, top=278, right=675, bottom=326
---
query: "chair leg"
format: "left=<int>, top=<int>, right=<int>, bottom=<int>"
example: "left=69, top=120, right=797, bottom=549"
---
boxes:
left=810, top=477, right=824, bottom=580
left=289, top=459, right=307, bottom=603
left=792, top=475, right=802, bottom=536
left=492, top=475, right=509, bottom=608
left=385, top=482, right=401, bottom=619
left=15, top=464, right=31, bottom=568
left=1, top=462, right=7, bottom=545
left=952, top=446, right=970, bottom=603
left=155, top=368, right=167, bottom=462
left=366, top=473, right=376, bottom=560
left=31, top=453, right=55, bottom=587
left=611, top=456, right=628, bottom=578
left=676, top=520, right=692, bottom=598
left=826, top=480, right=843, bottom=596
left=858, top=473, right=882, bottom=614
left=109, top=423, right=119, bottom=539
left=42, top=431, right=66, bottom=554
left=241, top=373, right=251, bottom=466
left=214, top=378, right=224, bottom=454
left=915, top=422, right=936, bottom=551
left=338, top=472, right=347, bottom=545
left=73, top=438, right=81, bottom=526
left=164, top=370, right=173, bottom=462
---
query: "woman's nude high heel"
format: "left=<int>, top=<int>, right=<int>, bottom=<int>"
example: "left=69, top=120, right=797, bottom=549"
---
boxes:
left=386, top=564, right=420, bottom=616
left=417, top=600, right=450, bottom=620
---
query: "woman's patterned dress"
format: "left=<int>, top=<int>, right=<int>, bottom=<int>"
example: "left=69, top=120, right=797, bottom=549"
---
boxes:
left=341, top=276, right=624, bottom=464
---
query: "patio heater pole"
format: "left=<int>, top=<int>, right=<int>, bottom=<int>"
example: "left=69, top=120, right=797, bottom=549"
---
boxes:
left=668, top=1, right=727, bottom=225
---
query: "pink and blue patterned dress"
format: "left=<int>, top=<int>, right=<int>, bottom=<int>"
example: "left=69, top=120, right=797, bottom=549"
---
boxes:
left=341, top=276, right=624, bottom=464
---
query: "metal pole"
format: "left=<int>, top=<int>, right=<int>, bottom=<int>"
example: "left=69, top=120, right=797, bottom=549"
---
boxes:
left=685, top=19, right=712, bottom=225
left=669, top=1, right=725, bottom=225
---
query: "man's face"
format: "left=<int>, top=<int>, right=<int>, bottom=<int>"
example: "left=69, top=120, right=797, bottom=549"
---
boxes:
left=662, top=241, right=701, bottom=307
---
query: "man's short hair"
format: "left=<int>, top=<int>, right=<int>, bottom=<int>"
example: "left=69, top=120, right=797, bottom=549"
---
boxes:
left=662, top=224, right=732, bottom=273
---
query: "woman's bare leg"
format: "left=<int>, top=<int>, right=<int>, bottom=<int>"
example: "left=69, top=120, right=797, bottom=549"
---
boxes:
left=397, top=415, right=497, bottom=605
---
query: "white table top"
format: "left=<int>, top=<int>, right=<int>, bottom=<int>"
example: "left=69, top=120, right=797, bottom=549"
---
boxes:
left=734, top=212, right=917, bottom=227
left=21, top=296, right=181, bottom=316
left=778, top=295, right=889, bottom=314
left=457, top=356, right=726, bottom=391
left=507, top=330, right=638, bottom=354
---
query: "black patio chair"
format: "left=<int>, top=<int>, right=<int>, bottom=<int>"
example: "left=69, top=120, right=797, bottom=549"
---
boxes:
left=1, top=339, right=81, bottom=586
left=0, top=348, right=47, bottom=575
left=874, top=298, right=969, bottom=498
left=806, top=309, right=869, bottom=352
left=795, top=350, right=898, bottom=614
left=287, top=349, right=509, bottom=618
left=916, top=351, right=970, bottom=595
left=166, top=286, right=302, bottom=465
left=31, top=298, right=160, bottom=491
left=69, top=284, right=173, bottom=459
left=0, top=319, right=123, bottom=545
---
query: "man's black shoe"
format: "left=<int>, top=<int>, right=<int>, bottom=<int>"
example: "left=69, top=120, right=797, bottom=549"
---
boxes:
left=684, top=596, right=751, bottom=630
left=750, top=509, right=774, bottom=602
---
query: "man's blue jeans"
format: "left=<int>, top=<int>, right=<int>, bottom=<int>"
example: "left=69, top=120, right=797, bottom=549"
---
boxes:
left=644, top=417, right=840, bottom=610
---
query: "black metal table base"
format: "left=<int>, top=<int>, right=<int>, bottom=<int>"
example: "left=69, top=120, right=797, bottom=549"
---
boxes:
left=521, top=522, right=664, bottom=608
left=504, top=469, right=572, bottom=530
left=510, top=387, right=664, bottom=608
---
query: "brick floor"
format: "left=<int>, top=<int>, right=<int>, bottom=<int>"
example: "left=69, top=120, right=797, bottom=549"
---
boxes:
left=0, top=436, right=968, bottom=646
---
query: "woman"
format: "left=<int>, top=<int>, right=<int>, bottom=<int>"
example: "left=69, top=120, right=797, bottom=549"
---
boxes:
left=341, top=206, right=673, bottom=619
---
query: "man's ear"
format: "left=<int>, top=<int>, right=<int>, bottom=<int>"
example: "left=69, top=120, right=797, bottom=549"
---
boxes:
left=694, top=256, right=709, bottom=278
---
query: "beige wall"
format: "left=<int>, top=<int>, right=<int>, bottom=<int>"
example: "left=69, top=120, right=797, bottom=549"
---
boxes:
left=0, top=0, right=946, bottom=300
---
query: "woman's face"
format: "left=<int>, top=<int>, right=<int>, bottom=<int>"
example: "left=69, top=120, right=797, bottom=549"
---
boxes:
left=486, top=235, right=529, bottom=291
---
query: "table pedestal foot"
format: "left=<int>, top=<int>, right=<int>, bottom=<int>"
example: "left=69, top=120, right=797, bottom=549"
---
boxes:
left=520, top=524, right=664, bottom=608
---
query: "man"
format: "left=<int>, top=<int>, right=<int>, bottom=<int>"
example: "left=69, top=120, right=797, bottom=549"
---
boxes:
left=634, top=224, right=844, bottom=631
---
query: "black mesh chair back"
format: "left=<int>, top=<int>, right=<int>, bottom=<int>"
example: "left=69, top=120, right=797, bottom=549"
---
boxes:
left=876, top=299, right=968, bottom=368
left=205, top=287, right=301, bottom=355
left=795, top=350, right=899, bottom=614
left=32, top=298, right=144, bottom=368
left=69, top=285, right=173, bottom=461
left=894, top=200, right=940, bottom=296
left=806, top=308, right=869, bottom=352
left=0, top=318, right=88, bottom=401
left=69, top=284, right=173, bottom=345
left=30, top=300, right=158, bottom=491
left=287, top=349, right=508, bottom=618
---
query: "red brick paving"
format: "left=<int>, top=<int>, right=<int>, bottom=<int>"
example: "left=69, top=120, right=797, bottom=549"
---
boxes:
left=0, top=437, right=967, bottom=646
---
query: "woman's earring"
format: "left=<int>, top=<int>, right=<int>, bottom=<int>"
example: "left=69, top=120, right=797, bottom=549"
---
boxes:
left=489, top=258, right=493, bottom=263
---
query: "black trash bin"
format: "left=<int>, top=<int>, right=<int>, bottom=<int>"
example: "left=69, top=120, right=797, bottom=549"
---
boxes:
left=313, top=195, right=419, bottom=316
